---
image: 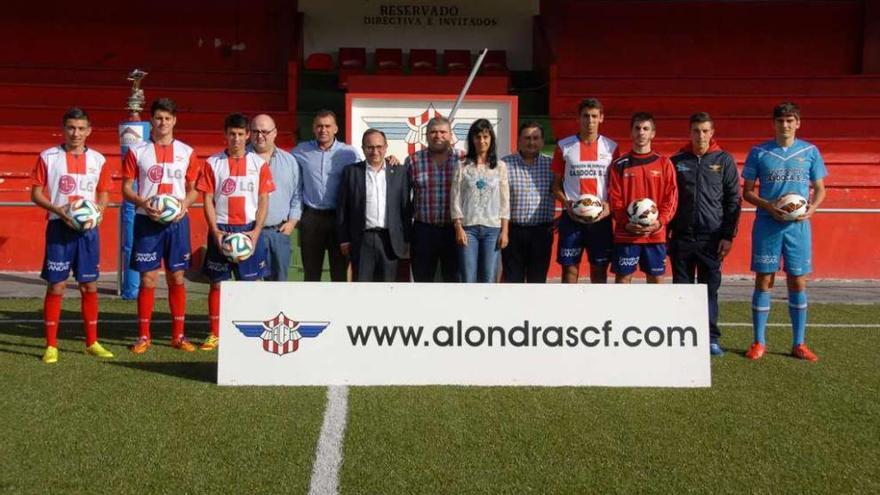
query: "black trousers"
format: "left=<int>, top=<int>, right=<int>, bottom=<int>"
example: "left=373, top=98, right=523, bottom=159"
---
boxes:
left=352, top=230, right=398, bottom=282
left=502, top=222, right=554, bottom=283
left=668, top=235, right=722, bottom=340
left=299, top=207, right=348, bottom=282
left=410, top=221, right=460, bottom=282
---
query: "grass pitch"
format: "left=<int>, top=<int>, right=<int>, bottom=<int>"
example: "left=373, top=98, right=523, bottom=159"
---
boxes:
left=0, top=298, right=877, bottom=494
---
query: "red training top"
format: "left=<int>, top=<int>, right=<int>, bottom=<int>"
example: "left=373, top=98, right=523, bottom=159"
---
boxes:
left=608, top=150, right=678, bottom=244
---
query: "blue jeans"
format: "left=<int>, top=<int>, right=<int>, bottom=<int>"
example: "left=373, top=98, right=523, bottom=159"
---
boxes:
left=260, top=228, right=292, bottom=281
left=457, top=225, right=501, bottom=283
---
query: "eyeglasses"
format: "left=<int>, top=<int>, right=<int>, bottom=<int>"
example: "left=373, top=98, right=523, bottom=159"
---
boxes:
left=251, top=128, right=275, bottom=136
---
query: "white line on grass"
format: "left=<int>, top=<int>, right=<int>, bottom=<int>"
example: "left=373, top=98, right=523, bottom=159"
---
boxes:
left=2, top=319, right=879, bottom=328
left=308, top=385, right=350, bottom=495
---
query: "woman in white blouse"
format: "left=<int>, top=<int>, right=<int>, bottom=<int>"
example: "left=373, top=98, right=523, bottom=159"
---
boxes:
left=451, top=119, right=510, bottom=283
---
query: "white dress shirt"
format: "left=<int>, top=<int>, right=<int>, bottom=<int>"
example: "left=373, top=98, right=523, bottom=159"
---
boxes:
left=365, top=163, right=387, bottom=229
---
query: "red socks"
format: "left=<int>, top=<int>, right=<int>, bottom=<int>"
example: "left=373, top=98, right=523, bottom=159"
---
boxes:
left=168, top=283, right=186, bottom=340
left=209, top=286, right=220, bottom=337
left=44, top=290, right=98, bottom=347
left=137, top=286, right=155, bottom=340
left=81, top=290, right=98, bottom=346
left=44, top=292, right=63, bottom=347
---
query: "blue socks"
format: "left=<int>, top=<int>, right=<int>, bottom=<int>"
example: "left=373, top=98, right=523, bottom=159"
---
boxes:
left=751, top=290, right=771, bottom=344
left=751, top=289, right=809, bottom=346
left=788, top=290, right=808, bottom=346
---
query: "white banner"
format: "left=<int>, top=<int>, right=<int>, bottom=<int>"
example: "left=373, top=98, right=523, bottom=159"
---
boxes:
left=218, top=283, right=710, bottom=387
left=346, top=93, right=517, bottom=162
left=300, top=0, right=539, bottom=70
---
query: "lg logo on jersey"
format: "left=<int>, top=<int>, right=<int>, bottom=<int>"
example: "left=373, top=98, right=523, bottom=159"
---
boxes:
left=147, top=165, right=184, bottom=183
left=59, top=175, right=77, bottom=194
left=59, top=175, right=96, bottom=194
left=221, top=178, right=236, bottom=195
left=220, top=178, right=255, bottom=195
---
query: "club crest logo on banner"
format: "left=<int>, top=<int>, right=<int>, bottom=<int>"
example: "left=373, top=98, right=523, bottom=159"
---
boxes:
left=233, top=312, right=329, bottom=356
left=347, top=94, right=517, bottom=161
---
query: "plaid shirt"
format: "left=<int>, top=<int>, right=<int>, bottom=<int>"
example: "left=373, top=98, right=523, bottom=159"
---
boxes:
left=503, top=152, right=555, bottom=225
left=406, top=148, right=465, bottom=224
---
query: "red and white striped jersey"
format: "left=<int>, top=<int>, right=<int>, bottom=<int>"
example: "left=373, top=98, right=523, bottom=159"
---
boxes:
left=551, top=134, right=619, bottom=202
left=122, top=140, right=200, bottom=215
left=196, top=151, right=275, bottom=225
left=31, top=146, right=112, bottom=220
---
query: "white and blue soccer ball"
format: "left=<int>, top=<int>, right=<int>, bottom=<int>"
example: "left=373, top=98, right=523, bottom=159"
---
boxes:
left=776, top=193, right=808, bottom=221
left=148, top=194, right=183, bottom=224
left=221, top=232, right=255, bottom=262
left=627, top=198, right=658, bottom=226
left=572, top=193, right=603, bottom=222
left=66, top=199, right=101, bottom=231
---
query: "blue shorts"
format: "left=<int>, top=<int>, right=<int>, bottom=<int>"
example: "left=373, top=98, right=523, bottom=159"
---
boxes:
left=40, top=219, right=100, bottom=284
left=613, top=243, right=667, bottom=276
left=751, top=216, right=812, bottom=276
left=130, top=214, right=192, bottom=273
left=202, top=222, right=269, bottom=282
left=556, top=214, right=613, bottom=266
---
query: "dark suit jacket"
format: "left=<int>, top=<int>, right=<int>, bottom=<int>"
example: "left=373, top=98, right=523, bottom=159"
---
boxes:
left=336, top=160, right=412, bottom=258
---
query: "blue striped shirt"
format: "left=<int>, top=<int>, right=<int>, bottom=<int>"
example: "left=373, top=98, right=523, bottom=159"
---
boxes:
left=248, top=145, right=302, bottom=226
left=292, top=139, right=364, bottom=210
left=503, top=152, right=555, bottom=225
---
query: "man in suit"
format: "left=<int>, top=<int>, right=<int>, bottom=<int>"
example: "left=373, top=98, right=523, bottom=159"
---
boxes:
left=337, top=129, right=412, bottom=281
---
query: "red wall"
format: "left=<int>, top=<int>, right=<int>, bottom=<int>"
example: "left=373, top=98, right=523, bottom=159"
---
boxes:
left=0, top=203, right=209, bottom=274
left=544, top=211, right=880, bottom=280
left=5, top=206, right=876, bottom=279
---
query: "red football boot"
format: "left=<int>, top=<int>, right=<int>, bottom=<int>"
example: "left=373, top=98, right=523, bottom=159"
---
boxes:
left=745, top=342, right=766, bottom=360
left=791, top=344, right=818, bottom=362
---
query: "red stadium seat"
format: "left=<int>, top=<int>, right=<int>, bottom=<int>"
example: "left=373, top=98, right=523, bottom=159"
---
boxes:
left=338, top=47, right=367, bottom=71
left=338, top=47, right=367, bottom=89
left=375, top=48, right=403, bottom=74
left=482, top=50, right=507, bottom=73
left=409, top=49, right=437, bottom=74
left=443, top=50, right=471, bottom=74
left=304, top=53, right=334, bottom=71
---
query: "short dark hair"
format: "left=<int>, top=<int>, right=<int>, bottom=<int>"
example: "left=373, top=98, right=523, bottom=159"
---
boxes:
left=361, top=128, right=387, bottom=146
left=577, top=98, right=604, bottom=115
left=313, top=109, right=337, bottom=123
left=426, top=116, right=451, bottom=132
left=773, top=102, right=800, bottom=120
left=224, top=113, right=249, bottom=132
left=689, top=112, right=713, bottom=126
left=62, top=107, right=89, bottom=125
left=631, top=111, right=655, bottom=130
left=465, top=118, right=499, bottom=169
left=518, top=121, right=544, bottom=138
left=151, top=98, right=177, bottom=116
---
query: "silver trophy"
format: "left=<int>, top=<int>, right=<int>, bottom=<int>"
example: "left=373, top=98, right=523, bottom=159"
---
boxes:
left=126, top=69, right=148, bottom=120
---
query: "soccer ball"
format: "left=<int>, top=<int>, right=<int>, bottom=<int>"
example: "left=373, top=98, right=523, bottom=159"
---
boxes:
left=221, top=233, right=255, bottom=262
left=627, top=198, right=658, bottom=226
left=148, top=194, right=183, bottom=224
left=775, top=193, right=808, bottom=221
left=66, top=199, right=101, bottom=231
left=571, top=194, right=603, bottom=222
